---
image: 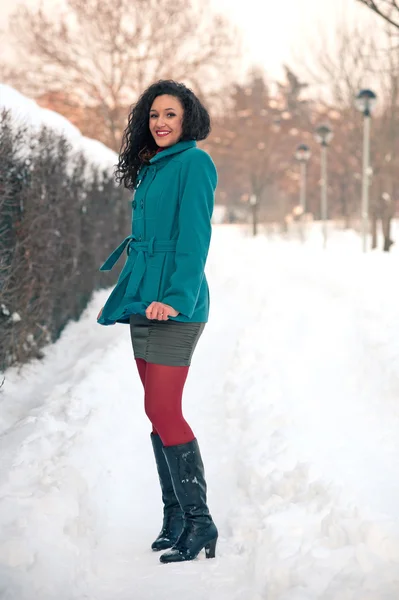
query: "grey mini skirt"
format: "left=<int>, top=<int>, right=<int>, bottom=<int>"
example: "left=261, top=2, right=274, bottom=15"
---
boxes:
left=129, top=315, right=205, bottom=366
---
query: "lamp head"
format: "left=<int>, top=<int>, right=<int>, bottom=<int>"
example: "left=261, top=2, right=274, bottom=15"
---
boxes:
left=295, top=143, right=311, bottom=162
left=314, top=124, right=333, bottom=147
left=355, top=89, right=377, bottom=117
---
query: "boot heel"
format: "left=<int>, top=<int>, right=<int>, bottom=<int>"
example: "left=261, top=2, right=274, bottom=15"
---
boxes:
left=205, top=537, right=217, bottom=559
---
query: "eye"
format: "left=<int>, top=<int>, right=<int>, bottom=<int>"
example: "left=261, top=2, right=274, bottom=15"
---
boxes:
left=167, top=112, right=176, bottom=118
left=150, top=114, right=157, bottom=119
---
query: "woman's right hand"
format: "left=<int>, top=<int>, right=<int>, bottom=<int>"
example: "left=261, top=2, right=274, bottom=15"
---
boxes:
left=145, top=301, right=179, bottom=320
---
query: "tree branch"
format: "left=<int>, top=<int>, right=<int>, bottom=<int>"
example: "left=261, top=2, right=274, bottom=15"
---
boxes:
left=357, top=0, right=399, bottom=29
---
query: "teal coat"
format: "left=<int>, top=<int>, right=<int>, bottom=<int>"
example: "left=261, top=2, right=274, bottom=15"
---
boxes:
left=97, top=140, right=217, bottom=325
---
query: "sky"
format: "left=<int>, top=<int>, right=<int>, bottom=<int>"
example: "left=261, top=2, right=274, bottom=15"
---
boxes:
left=0, top=0, right=376, bottom=85
left=211, top=0, right=373, bottom=81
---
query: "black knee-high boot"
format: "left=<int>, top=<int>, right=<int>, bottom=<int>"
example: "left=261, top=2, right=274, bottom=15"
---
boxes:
left=159, top=438, right=218, bottom=563
left=150, top=433, right=184, bottom=551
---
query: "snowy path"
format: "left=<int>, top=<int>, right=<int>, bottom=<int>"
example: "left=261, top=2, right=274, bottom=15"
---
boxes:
left=1, top=227, right=399, bottom=600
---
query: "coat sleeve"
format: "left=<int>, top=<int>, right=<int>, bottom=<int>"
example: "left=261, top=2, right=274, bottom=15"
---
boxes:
left=161, top=150, right=217, bottom=318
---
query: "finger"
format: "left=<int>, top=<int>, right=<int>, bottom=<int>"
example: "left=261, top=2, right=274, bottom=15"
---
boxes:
left=156, top=305, right=166, bottom=321
left=152, top=303, right=162, bottom=320
left=156, top=306, right=167, bottom=321
left=148, top=307, right=162, bottom=320
left=146, top=302, right=155, bottom=319
left=156, top=309, right=165, bottom=321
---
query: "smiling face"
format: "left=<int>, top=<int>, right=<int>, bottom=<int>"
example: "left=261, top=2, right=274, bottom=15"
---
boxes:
left=149, top=94, right=184, bottom=148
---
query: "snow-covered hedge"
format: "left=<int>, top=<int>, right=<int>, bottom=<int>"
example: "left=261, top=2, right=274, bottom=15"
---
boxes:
left=0, top=85, right=130, bottom=369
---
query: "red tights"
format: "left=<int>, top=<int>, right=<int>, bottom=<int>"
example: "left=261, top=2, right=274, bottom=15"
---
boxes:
left=135, top=358, right=195, bottom=447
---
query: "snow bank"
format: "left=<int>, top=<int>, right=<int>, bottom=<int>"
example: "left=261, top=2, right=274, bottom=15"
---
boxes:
left=0, top=84, right=117, bottom=171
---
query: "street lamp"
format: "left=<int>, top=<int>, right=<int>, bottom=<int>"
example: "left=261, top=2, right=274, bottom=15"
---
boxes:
left=314, top=124, right=333, bottom=249
left=249, top=194, right=257, bottom=236
left=355, top=89, right=377, bottom=253
left=295, top=143, right=311, bottom=214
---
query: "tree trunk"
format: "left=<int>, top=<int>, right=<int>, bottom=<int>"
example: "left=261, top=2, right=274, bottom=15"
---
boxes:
left=370, top=208, right=378, bottom=250
left=252, top=202, right=258, bottom=236
left=381, top=210, right=394, bottom=252
left=340, top=183, right=351, bottom=229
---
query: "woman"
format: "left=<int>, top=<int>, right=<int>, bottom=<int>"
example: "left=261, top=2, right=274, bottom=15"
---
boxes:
left=97, top=80, right=218, bottom=563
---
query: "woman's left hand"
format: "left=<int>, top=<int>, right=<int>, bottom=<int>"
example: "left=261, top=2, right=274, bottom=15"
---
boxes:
left=145, top=301, right=179, bottom=321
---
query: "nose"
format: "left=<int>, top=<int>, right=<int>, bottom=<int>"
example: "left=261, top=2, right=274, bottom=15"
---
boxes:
left=155, top=116, right=166, bottom=128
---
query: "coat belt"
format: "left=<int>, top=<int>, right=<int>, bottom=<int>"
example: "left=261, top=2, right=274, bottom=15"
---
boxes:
left=99, top=235, right=177, bottom=299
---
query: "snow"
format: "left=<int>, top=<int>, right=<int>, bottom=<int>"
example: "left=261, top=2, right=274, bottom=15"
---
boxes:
left=1, top=224, right=399, bottom=599
left=0, top=84, right=117, bottom=171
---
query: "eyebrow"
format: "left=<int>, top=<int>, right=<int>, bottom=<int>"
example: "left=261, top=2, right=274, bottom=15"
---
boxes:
left=150, top=108, right=177, bottom=112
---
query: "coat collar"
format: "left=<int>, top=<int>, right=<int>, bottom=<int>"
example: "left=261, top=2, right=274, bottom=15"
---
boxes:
left=149, top=140, right=196, bottom=164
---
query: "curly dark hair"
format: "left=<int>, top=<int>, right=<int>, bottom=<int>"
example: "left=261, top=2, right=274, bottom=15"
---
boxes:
left=115, top=80, right=211, bottom=190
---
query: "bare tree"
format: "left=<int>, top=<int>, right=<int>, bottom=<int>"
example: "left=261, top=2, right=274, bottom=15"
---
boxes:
left=357, top=0, right=399, bottom=29
left=205, top=68, right=312, bottom=228
left=299, top=19, right=381, bottom=109
left=5, top=0, right=239, bottom=150
left=278, top=66, right=310, bottom=120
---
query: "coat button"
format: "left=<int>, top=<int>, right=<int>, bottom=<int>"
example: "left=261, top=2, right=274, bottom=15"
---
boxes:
left=138, top=235, right=142, bottom=241
left=132, top=200, right=137, bottom=209
left=140, top=200, right=144, bottom=209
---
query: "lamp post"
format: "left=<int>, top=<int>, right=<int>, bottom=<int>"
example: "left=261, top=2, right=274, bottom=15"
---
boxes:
left=249, top=194, right=257, bottom=236
left=355, top=89, right=377, bottom=253
left=295, top=144, right=311, bottom=242
left=314, top=124, right=333, bottom=249
left=295, top=143, right=311, bottom=213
